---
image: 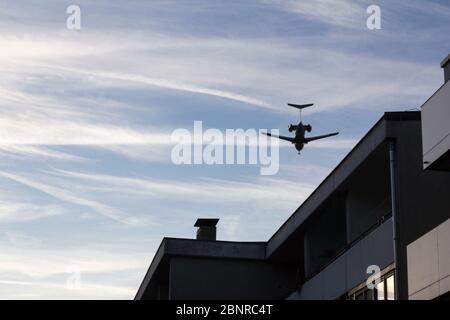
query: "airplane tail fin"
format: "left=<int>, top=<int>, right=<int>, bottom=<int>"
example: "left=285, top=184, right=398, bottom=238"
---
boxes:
left=287, top=103, right=314, bottom=110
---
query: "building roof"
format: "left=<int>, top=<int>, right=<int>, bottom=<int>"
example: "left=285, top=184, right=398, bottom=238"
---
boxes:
left=441, top=53, right=450, bottom=68
left=135, top=237, right=266, bottom=299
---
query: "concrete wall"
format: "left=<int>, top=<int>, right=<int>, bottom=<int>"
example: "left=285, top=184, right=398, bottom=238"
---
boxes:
left=169, top=257, right=297, bottom=300
left=288, top=219, right=394, bottom=300
left=422, top=81, right=450, bottom=170
left=390, top=119, right=450, bottom=299
left=407, top=218, right=450, bottom=300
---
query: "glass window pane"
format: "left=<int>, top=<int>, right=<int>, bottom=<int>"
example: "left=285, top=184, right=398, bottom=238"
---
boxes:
left=386, top=275, right=395, bottom=300
left=366, top=289, right=375, bottom=300
left=376, top=280, right=385, bottom=300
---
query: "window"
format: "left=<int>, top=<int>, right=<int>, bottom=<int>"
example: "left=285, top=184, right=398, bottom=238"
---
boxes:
left=365, top=289, right=375, bottom=300
left=386, top=275, right=395, bottom=300
left=376, top=280, right=385, bottom=300
left=347, top=271, right=395, bottom=300
left=375, top=273, right=395, bottom=300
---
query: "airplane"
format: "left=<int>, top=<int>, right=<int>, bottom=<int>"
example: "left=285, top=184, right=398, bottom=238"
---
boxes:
left=263, top=103, right=339, bottom=154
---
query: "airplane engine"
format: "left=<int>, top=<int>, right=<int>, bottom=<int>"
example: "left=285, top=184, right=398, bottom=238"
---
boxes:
left=304, top=124, right=312, bottom=132
left=288, top=124, right=297, bottom=132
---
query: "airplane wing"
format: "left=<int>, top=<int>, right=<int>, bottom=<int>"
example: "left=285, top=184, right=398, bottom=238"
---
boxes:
left=304, top=132, right=339, bottom=143
left=262, top=132, right=296, bottom=143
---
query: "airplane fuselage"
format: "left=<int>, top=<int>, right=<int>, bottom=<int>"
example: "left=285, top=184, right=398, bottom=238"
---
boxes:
left=294, top=122, right=305, bottom=151
left=293, top=122, right=311, bottom=151
left=294, top=122, right=306, bottom=140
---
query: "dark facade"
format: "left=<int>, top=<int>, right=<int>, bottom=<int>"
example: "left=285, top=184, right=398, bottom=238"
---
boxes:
left=136, top=58, right=450, bottom=301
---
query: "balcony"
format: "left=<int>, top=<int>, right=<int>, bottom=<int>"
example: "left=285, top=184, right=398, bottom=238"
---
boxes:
left=421, top=55, right=450, bottom=171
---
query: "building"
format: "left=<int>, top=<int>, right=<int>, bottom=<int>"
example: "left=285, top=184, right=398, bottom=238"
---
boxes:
left=406, top=53, right=450, bottom=300
left=421, top=53, right=450, bottom=171
left=135, top=55, right=450, bottom=300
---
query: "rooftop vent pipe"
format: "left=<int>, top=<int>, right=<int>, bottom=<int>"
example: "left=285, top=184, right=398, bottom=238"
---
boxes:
left=441, top=54, right=450, bottom=83
left=194, top=218, right=219, bottom=241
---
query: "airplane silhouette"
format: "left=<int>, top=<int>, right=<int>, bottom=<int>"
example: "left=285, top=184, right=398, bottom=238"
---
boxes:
left=263, top=103, right=339, bottom=154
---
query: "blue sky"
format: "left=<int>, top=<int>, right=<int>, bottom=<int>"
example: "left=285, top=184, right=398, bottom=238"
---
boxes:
left=0, top=0, right=449, bottom=299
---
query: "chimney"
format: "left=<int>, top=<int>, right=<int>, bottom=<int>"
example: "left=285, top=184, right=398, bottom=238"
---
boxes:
left=441, top=53, right=450, bottom=83
left=194, top=218, right=219, bottom=241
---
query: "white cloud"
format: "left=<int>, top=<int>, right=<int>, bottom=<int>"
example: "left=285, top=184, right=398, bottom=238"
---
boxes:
left=268, top=0, right=365, bottom=28
left=0, top=145, right=84, bottom=161
left=49, top=169, right=315, bottom=209
left=0, top=22, right=440, bottom=165
left=0, top=172, right=150, bottom=226
left=38, top=63, right=273, bottom=109
left=220, top=215, right=241, bottom=239
left=0, top=280, right=136, bottom=300
left=307, top=138, right=358, bottom=150
left=0, top=236, right=150, bottom=299
left=0, top=201, right=62, bottom=223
